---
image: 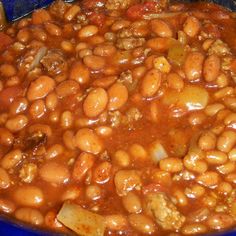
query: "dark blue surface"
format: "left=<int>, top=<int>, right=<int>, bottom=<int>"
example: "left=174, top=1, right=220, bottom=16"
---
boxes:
left=1, top=0, right=54, bottom=21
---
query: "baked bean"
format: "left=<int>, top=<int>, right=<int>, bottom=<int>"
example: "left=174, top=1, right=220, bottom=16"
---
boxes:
left=88, top=35, right=105, bottom=45
left=167, top=73, right=184, bottom=91
left=217, top=182, right=232, bottom=195
left=60, top=111, right=74, bottom=128
left=75, top=128, right=103, bottom=154
left=196, top=171, right=220, bottom=188
left=108, top=83, right=128, bottom=111
left=229, top=148, right=236, bottom=161
left=85, top=185, right=102, bottom=200
left=128, top=214, right=156, bottom=234
left=141, top=69, right=162, bottom=97
left=27, top=76, right=55, bottom=101
left=226, top=173, right=236, bottom=184
left=69, top=62, right=90, bottom=84
left=63, top=130, right=76, bottom=150
left=181, top=223, right=207, bottom=235
left=216, top=73, right=229, bottom=88
left=0, top=168, right=11, bottom=189
left=188, top=208, right=210, bottom=223
left=151, top=170, right=172, bottom=186
left=94, top=44, right=116, bottom=57
left=32, top=9, right=51, bottom=24
left=224, top=112, right=236, bottom=127
left=83, top=88, right=108, bottom=117
left=9, top=97, right=28, bottom=115
left=129, top=144, right=148, bottom=162
left=44, top=22, right=62, bottom=36
left=151, top=19, right=173, bottom=38
left=207, top=213, right=234, bottom=230
left=15, top=207, right=44, bottom=225
left=95, top=126, right=112, bottom=137
left=198, top=131, right=216, bottom=151
left=32, top=28, right=47, bottom=41
left=0, top=128, right=14, bottom=146
left=184, top=155, right=208, bottom=174
left=216, top=161, right=235, bottom=175
left=122, top=192, right=142, bottom=213
left=17, top=28, right=30, bottom=43
left=0, top=198, right=16, bottom=213
left=46, top=92, right=58, bottom=110
left=39, top=162, right=70, bottom=184
left=105, top=214, right=128, bottom=231
left=45, top=144, right=64, bottom=160
left=83, top=55, right=106, bottom=70
left=5, top=115, right=28, bottom=133
left=184, top=52, right=204, bottom=81
left=61, top=186, right=81, bottom=201
left=173, top=189, right=188, bottom=206
left=56, top=80, right=80, bottom=98
left=45, top=211, right=64, bottom=229
left=29, top=99, right=46, bottom=119
left=13, top=186, right=44, bottom=207
left=0, top=64, right=16, bottom=77
left=61, top=40, right=73, bottom=52
left=28, top=124, right=52, bottom=137
left=111, top=20, right=130, bottom=31
left=183, top=16, right=201, bottom=37
left=202, top=195, right=217, bottom=208
left=64, top=5, right=81, bottom=21
left=185, top=184, right=205, bottom=199
left=72, top=152, right=95, bottom=182
left=78, top=25, right=98, bottom=38
left=114, top=170, right=141, bottom=196
left=206, top=150, right=228, bottom=165
left=112, top=150, right=130, bottom=167
left=214, top=87, right=234, bottom=100
left=93, top=161, right=112, bottom=184
left=217, top=130, right=236, bottom=153
left=146, top=37, right=171, bottom=52
left=204, top=103, right=225, bottom=117
left=5, top=76, right=21, bottom=87
left=203, top=54, right=221, bottom=82
left=1, top=149, right=22, bottom=170
left=78, top=48, right=93, bottom=58
left=160, top=157, right=183, bottom=173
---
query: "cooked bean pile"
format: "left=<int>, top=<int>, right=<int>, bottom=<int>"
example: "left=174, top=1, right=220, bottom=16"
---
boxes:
left=0, top=0, right=236, bottom=235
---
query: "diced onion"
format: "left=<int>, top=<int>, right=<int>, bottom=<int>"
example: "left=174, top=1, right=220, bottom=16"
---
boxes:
left=149, top=140, right=168, bottom=163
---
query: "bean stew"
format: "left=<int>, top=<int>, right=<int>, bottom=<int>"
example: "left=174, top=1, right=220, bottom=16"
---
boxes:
left=0, top=0, right=236, bottom=235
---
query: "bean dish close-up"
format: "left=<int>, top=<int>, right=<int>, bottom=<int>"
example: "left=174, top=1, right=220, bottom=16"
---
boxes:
left=0, top=0, right=236, bottom=235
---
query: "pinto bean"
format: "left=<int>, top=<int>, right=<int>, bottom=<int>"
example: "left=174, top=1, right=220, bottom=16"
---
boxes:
left=141, top=69, right=161, bottom=98
left=83, top=88, right=108, bottom=117
left=69, top=62, right=90, bottom=84
left=151, top=19, right=173, bottom=38
left=1, top=149, right=22, bottom=170
left=203, top=54, right=221, bottom=82
left=75, top=128, right=103, bottom=154
left=184, top=52, right=204, bottom=81
left=108, top=83, right=128, bottom=111
left=56, top=80, right=80, bottom=98
left=183, top=16, right=201, bottom=37
left=27, top=76, right=55, bottom=101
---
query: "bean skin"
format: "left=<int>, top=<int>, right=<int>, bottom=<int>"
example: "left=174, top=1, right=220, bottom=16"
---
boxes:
left=141, top=69, right=162, bottom=98
left=108, top=83, right=128, bottom=111
left=75, top=128, right=103, bottom=154
left=203, top=54, right=221, bottom=82
left=184, top=52, right=204, bottom=81
left=13, top=185, right=44, bottom=207
left=83, top=88, right=108, bottom=117
left=27, top=76, right=55, bottom=101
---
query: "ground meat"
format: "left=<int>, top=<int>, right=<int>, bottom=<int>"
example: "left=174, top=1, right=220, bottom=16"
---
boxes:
left=208, top=39, right=231, bottom=56
left=19, top=163, right=37, bottom=183
left=121, top=107, right=142, bottom=127
left=116, top=37, right=145, bottom=50
left=105, top=0, right=138, bottom=10
left=49, top=0, right=69, bottom=19
left=109, top=110, right=122, bottom=127
left=41, top=50, right=68, bottom=76
left=144, top=192, right=185, bottom=230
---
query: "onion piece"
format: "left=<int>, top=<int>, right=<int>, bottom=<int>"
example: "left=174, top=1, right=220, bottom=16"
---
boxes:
left=57, top=202, right=105, bottom=236
left=29, top=46, right=47, bottom=71
left=144, top=12, right=184, bottom=20
left=149, top=140, right=168, bottom=163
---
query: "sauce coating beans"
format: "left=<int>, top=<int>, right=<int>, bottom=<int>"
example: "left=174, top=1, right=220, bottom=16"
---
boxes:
left=0, top=1, right=236, bottom=236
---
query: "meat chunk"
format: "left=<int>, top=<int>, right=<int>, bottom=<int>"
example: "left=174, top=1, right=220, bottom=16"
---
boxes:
left=105, top=0, right=138, bottom=10
left=144, top=193, right=185, bottom=230
left=116, top=37, right=145, bottom=50
left=19, top=163, right=37, bottom=183
left=49, top=0, right=69, bottom=19
left=208, top=39, right=231, bottom=56
left=41, top=50, right=68, bottom=76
